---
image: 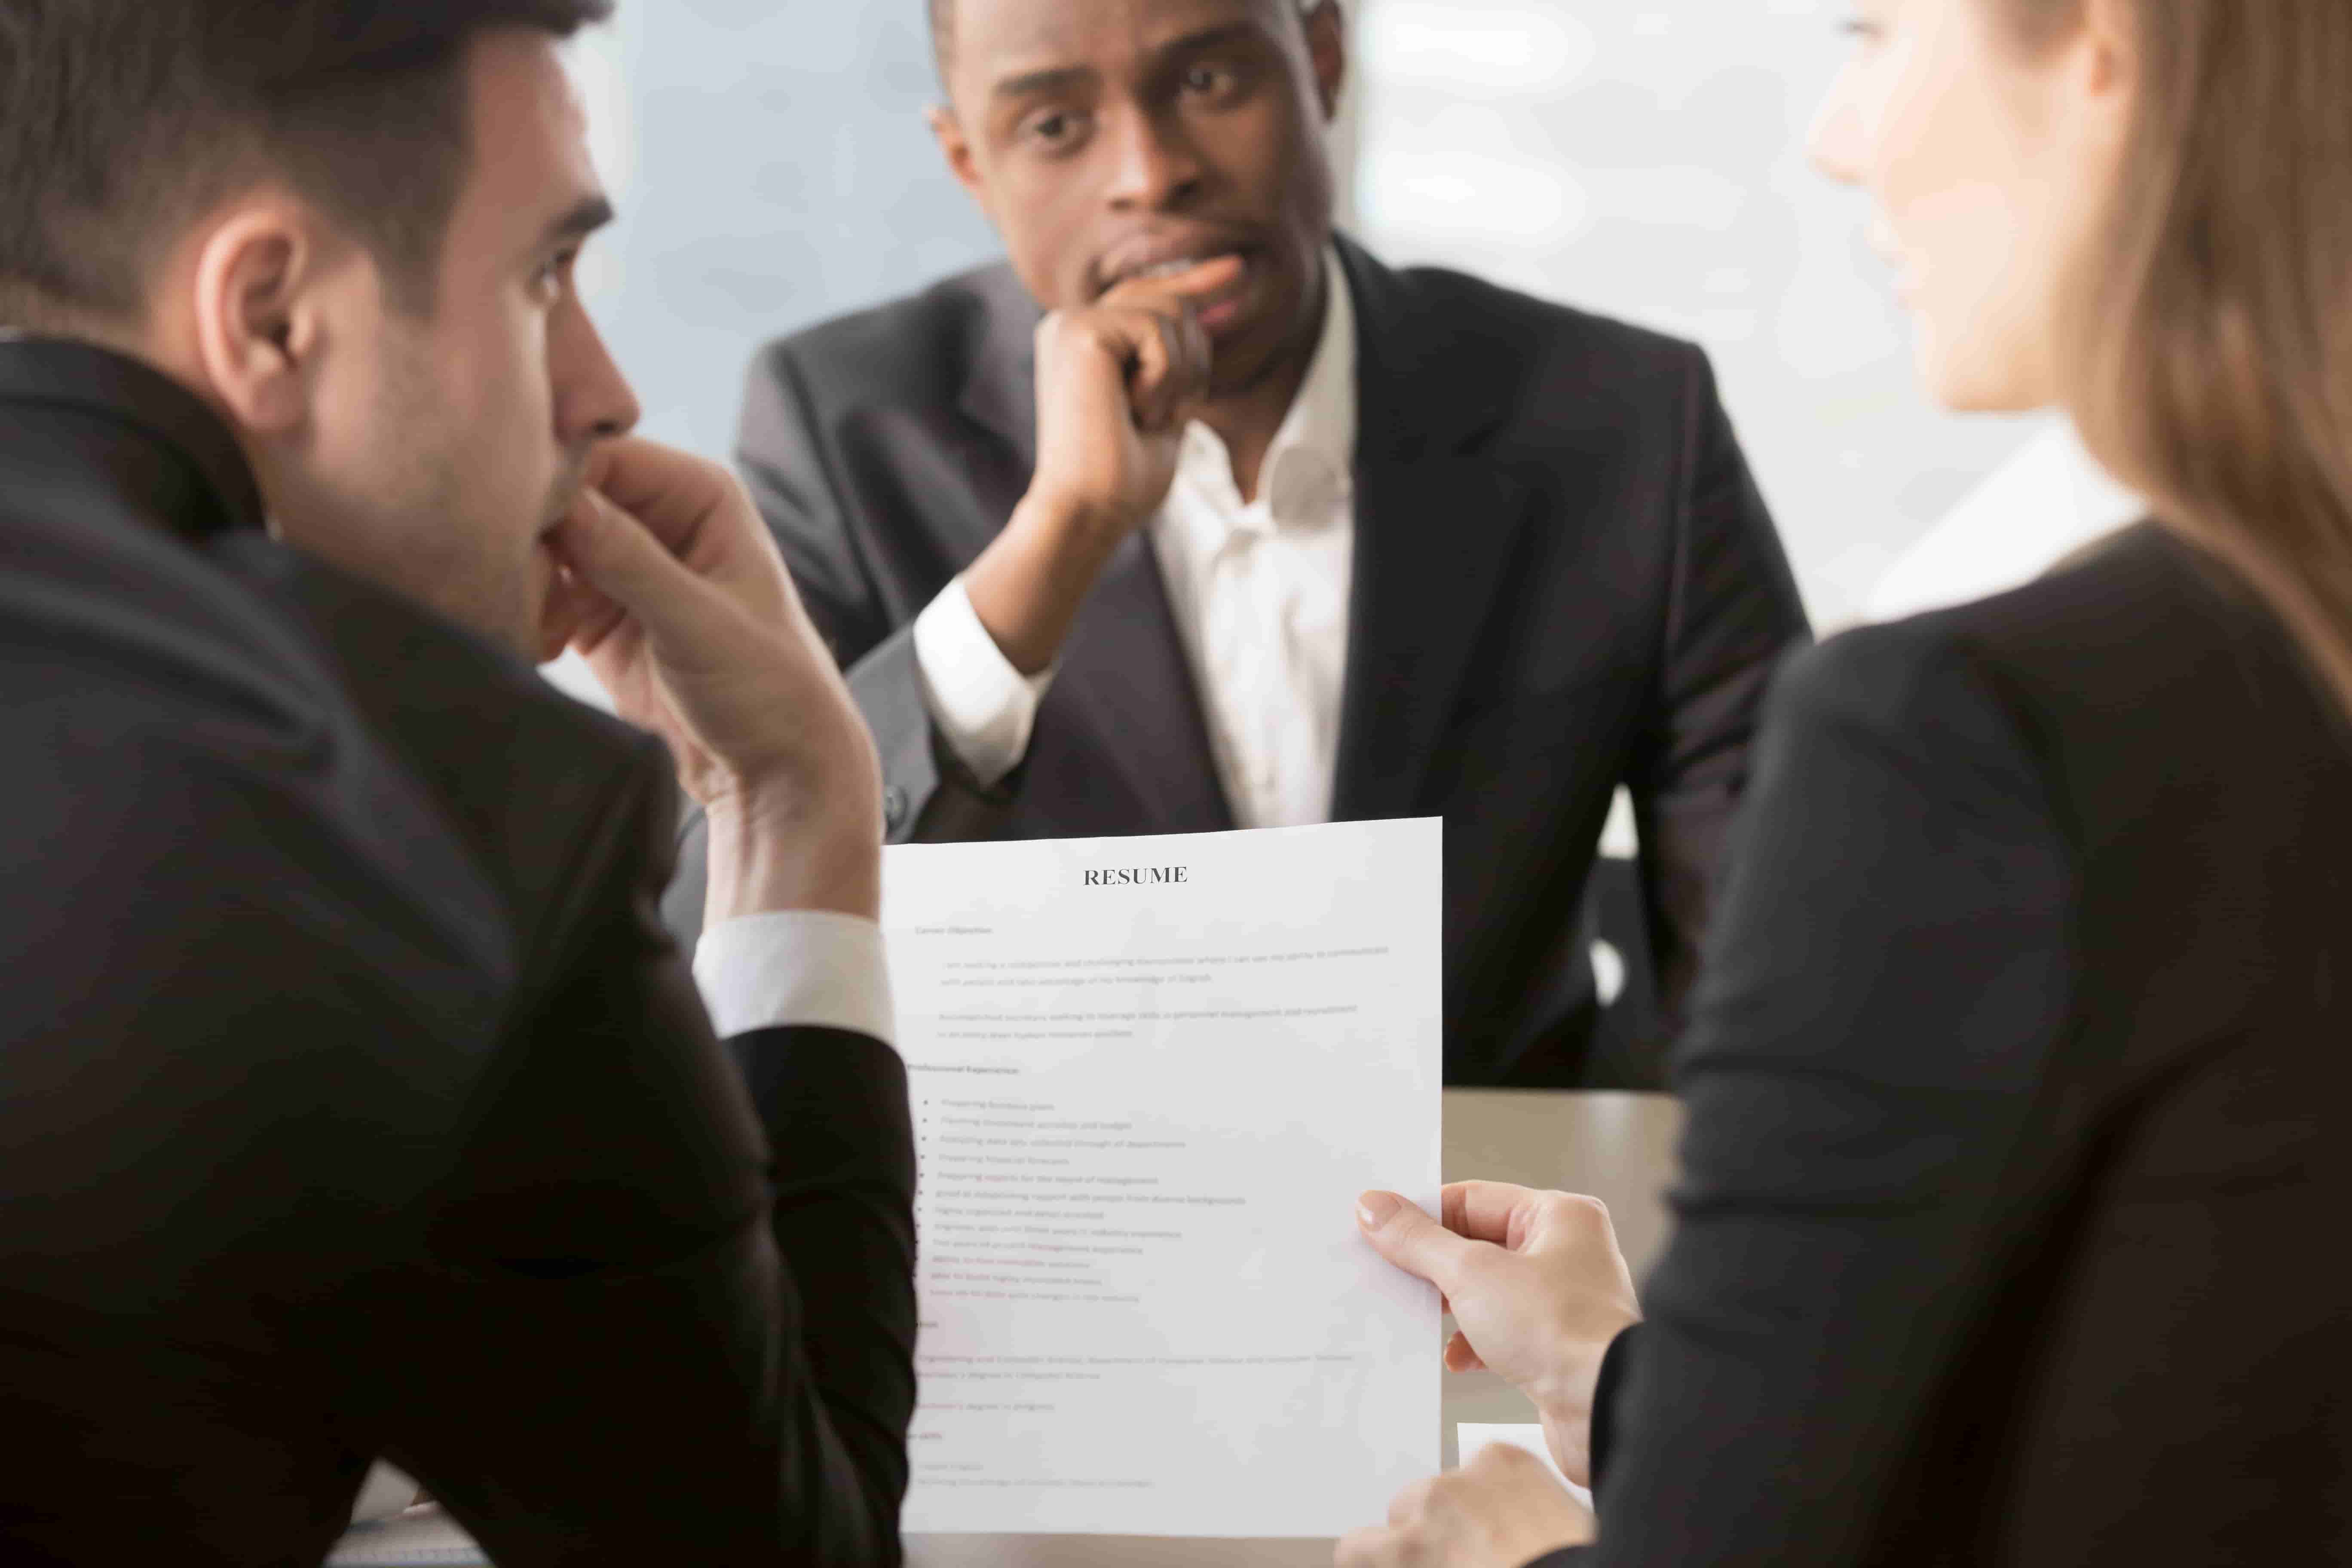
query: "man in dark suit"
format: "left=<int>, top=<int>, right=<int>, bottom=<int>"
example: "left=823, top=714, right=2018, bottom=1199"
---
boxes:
left=1, top=4, right=911, bottom=1562
left=693, top=0, right=1812, bottom=1086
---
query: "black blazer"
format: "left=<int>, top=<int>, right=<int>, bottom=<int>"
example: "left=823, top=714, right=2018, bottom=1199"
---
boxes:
left=0, top=340, right=915, bottom=1567
left=695, top=236, right=1810, bottom=1086
left=1541, top=524, right=2352, bottom=1566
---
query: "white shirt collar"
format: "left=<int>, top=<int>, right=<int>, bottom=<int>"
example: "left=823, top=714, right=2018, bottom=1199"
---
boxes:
left=1172, top=245, right=1357, bottom=531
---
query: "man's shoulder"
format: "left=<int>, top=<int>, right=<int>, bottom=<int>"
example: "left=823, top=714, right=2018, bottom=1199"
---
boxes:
left=1381, top=258, right=1700, bottom=371
left=747, top=259, right=1031, bottom=416
left=1342, top=242, right=1712, bottom=440
left=1350, top=238, right=1703, bottom=387
left=215, top=536, right=671, bottom=909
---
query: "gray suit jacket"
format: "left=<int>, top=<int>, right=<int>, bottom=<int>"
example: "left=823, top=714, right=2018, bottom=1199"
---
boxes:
left=677, top=236, right=1810, bottom=1086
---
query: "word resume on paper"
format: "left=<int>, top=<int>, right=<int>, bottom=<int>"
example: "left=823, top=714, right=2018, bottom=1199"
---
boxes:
left=885, top=819, right=1443, bottom=1539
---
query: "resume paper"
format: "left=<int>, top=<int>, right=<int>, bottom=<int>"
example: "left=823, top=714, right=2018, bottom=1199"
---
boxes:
left=885, top=820, right=1443, bottom=1538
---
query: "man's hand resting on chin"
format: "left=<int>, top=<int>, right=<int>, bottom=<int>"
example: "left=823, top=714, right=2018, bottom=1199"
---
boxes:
left=542, top=436, right=882, bottom=925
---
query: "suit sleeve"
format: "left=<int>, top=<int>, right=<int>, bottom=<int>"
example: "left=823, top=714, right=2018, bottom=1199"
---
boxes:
left=1624, top=350, right=1811, bottom=1038
left=735, top=343, right=1018, bottom=854
left=382, top=751, right=917, bottom=1567
left=1539, top=628, right=2080, bottom=1567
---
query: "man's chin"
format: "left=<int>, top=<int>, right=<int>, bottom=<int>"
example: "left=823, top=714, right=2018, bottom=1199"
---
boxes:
left=1205, top=273, right=1326, bottom=400
left=1207, top=334, right=1300, bottom=401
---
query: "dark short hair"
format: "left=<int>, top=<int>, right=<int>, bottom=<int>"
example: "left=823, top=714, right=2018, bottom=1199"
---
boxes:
left=0, top=0, right=613, bottom=326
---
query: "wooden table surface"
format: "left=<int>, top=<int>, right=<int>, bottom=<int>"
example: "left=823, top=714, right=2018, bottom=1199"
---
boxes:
left=904, top=1089, right=1685, bottom=1568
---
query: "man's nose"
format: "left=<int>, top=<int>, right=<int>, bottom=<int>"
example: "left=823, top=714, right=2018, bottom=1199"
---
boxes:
left=554, top=297, right=642, bottom=443
left=1103, top=104, right=1205, bottom=211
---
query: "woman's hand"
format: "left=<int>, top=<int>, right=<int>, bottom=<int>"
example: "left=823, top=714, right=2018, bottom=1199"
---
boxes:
left=1356, top=1183, right=1639, bottom=1486
left=1336, top=1443, right=1595, bottom=1568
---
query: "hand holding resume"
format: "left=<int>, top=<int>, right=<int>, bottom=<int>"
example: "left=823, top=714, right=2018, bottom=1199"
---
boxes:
left=886, top=820, right=1443, bottom=1539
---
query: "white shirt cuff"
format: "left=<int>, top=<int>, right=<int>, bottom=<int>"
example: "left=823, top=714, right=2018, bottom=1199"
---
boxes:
left=694, top=910, right=895, bottom=1045
left=912, top=575, right=1054, bottom=789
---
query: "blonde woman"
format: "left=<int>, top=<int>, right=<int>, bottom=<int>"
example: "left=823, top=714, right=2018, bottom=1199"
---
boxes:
left=1344, top=0, right=2352, bottom=1562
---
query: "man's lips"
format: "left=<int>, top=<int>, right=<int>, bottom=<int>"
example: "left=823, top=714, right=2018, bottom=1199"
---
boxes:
left=1098, top=237, right=1259, bottom=294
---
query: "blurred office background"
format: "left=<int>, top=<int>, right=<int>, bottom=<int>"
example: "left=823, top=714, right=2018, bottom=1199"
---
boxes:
left=563, top=0, right=2138, bottom=637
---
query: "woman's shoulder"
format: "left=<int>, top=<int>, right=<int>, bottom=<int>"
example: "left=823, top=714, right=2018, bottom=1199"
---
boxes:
left=1779, top=521, right=2352, bottom=839
left=1795, top=522, right=2274, bottom=723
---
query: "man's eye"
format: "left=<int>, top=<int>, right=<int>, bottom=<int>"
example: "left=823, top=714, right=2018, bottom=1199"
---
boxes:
left=537, top=250, right=578, bottom=295
left=1182, top=64, right=1239, bottom=97
left=1025, top=110, right=1084, bottom=147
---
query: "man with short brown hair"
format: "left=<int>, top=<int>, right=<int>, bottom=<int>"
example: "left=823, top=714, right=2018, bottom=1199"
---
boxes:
left=0, top=4, right=912, bottom=1560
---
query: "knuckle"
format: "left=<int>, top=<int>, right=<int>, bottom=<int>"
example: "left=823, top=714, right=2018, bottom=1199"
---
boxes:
left=1545, top=1191, right=1609, bottom=1227
left=1456, top=1246, right=1504, bottom=1292
left=1386, top=1475, right=1436, bottom=1526
left=1475, top=1442, right=1545, bottom=1481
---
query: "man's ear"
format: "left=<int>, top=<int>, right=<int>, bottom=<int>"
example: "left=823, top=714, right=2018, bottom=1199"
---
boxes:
left=1303, top=0, right=1347, bottom=122
left=186, top=200, right=338, bottom=440
left=928, top=103, right=994, bottom=219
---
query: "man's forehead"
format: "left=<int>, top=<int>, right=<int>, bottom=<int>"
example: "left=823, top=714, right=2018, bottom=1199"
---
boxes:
left=457, top=29, right=603, bottom=237
left=956, top=0, right=1293, bottom=67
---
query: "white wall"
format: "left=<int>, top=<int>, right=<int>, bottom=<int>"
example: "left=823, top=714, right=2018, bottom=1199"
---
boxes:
left=564, top=8, right=998, bottom=461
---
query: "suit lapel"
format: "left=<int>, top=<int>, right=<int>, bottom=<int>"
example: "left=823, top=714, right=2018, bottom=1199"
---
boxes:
left=956, top=264, right=1043, bottom=471
left=1056, top=536, right=1237, bottom=832
left=1331, top=237, right=1535, bottom=820
left=955, top=266, right=1234, bottom=832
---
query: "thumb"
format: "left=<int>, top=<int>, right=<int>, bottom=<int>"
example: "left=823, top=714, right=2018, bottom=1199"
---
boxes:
left=549, top=489, right=722, bottom=653
left=1357, top=1191, right=1476, bottom=1293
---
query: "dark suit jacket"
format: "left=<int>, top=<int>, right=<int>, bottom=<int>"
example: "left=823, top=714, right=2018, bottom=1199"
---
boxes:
left=0, top=339, right=915, bottom=1566
left=692, top=235, right=1810, bottom=1086
left=1535, top=524, right=2352, bottom=1566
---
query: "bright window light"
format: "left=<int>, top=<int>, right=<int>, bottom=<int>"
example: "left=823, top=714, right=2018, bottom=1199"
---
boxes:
left=1359, top=1, right=1598, bottom=93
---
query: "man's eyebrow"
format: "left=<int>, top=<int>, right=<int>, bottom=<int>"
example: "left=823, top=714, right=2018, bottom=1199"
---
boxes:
left=989, top=18, right=1269, bottom=100
left=539, top=193, right=616, bottom=248
left=1147, top=20, right=1266, bottom=62
left=992, top=63, right=1095, bottom=101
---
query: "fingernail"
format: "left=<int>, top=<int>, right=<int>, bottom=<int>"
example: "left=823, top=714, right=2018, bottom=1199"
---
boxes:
left=1357, top=1191, right=1403, bottom=1229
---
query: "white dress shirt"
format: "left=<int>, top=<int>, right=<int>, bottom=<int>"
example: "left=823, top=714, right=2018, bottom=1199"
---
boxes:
left=912, top=248, right=1359, bottom=830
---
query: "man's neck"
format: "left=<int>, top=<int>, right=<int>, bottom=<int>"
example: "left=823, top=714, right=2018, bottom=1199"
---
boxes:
left=1196, top=264, right=1331, bottom=505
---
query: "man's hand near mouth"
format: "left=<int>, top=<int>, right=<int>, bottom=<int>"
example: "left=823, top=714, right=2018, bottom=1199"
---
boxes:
left=963, top=254, right=1243, bottom=677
